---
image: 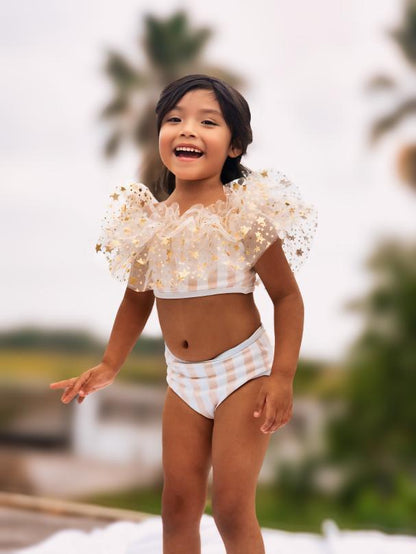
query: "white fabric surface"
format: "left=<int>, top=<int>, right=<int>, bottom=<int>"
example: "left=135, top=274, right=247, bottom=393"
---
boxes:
left=14, top=513, right=416, bottom=554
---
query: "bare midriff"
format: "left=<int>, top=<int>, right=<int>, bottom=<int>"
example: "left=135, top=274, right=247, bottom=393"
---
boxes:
left=155, top=292, right=262, bottom=362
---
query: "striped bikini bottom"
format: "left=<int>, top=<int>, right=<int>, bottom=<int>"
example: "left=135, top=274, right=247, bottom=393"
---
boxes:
left=164, top=323, right=273, bottom=419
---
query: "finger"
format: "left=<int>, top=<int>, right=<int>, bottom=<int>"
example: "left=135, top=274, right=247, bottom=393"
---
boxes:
left=261, top=416, right=276, bottom=433
left=79, top=388, right=93, bottom=397
left=61, top=389, right=75, bottom=403
left=260, top=408, right=278, bottom=433
left=62, top=376, right=89, bottom=403
left=261, top=419, right=277, bottom=433
left=269, top=417, right=282, bottom=433
left=253, top=391, right=267, bottom=418
left=279, top=413, right=289, bottom=428
left=50, top=378, right=77, bottom=389
left=63, top=386, right=83, bottom=403
left=77, top=386, right=97, bottom=403
left=273, top=406, right=292, bottom=431
left=278, top=407, right=292, bottom=428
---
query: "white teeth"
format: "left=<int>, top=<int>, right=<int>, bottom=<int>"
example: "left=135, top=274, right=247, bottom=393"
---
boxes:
left=175, top=146, right=203, bottom=154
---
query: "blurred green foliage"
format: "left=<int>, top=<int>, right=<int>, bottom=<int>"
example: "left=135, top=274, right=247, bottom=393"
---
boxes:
left=272, top=238, right=416, bottom=534
left=0, top=328, right=343, bottom=391
left=81, top=477, right=415, bottom=534
left=0, top=326, right=164, bottom=355
left=325, top=239, right=416, bottom=531
left=0, top=330, right=332, bottom=392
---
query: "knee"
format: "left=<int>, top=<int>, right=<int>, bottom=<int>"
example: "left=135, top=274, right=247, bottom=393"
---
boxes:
left=161, top=482, right=207, bottom=531
left=211, top=493, right=255, bottom=535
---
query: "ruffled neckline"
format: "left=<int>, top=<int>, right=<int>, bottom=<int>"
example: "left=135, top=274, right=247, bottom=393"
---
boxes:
left=96, top=168, right=318, bottom=284
left=151, top=177, right=241, bottom=219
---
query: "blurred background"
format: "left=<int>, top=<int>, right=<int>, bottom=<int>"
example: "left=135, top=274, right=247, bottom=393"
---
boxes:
left=1, top=0, right=415, bottom=546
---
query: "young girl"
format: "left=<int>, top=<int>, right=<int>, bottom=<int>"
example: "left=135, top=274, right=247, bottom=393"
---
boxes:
left=50, top=74, right=318, bottom=554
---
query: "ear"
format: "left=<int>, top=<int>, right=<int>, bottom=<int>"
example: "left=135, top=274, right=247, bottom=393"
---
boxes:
left=227, top=142, right=243, bottom=159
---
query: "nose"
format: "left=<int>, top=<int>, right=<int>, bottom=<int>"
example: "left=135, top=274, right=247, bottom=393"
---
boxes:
left=180, top=121, right=197, bottom=137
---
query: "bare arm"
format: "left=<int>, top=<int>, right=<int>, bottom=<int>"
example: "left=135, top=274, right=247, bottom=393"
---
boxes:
left=253, top=237, right=304, bottom=382
left=102, top=287, right=155, bottom=374
left=49, top=287, right=155, bottom=403
left=252, top=237, right=304, bottom=434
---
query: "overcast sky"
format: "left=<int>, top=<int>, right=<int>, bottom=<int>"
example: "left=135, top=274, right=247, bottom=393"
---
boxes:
left=1, top=0, right=415, bottom=363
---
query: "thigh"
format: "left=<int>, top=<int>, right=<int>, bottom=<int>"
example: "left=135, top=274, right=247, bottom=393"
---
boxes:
left=162, top=386, right=214, bottom=490
left=211, top=376, right=271, bottom=507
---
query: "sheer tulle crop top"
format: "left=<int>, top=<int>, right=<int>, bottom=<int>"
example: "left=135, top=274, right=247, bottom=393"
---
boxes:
left=95, top=169, right=318, bottom=299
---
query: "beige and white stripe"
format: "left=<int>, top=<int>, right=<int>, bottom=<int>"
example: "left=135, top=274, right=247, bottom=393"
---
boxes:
left=153, top=260, right=256, bottom=298
left=165, top=324, right=273, bottom=419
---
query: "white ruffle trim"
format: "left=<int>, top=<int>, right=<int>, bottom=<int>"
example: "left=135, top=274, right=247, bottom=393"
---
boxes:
left=95, top=168, right=318, bottom=290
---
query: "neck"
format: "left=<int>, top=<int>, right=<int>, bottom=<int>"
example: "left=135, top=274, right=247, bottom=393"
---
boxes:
left=172, top=174, right=224, bottom=201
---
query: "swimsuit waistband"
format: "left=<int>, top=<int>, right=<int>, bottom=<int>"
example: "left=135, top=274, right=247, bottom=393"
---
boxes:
left=164, top=323, right=265, bottom=364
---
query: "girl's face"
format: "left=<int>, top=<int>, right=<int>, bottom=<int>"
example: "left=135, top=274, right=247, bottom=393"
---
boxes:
left=158, top=88, right=242, bottom=183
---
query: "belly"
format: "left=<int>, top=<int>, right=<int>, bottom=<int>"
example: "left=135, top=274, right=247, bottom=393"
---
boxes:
left=155, top=293, right=262, bottom=362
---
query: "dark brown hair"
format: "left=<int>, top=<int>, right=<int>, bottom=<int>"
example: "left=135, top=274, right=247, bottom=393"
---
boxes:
left=155, top=74, right=253, bottom=195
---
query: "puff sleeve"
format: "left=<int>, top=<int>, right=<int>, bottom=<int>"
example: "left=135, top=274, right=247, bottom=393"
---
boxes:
left=241, top=169, right=318, bottom=274
left=95, top=181, right=159, bottom=290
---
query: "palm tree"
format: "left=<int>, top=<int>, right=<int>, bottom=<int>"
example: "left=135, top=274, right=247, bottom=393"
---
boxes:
left=365, top=0, right=416, bottom=192
left=98, top=9, right=246, bottom=198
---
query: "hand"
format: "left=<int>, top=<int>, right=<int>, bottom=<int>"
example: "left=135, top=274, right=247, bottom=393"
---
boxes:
left=253, top=374, right=293, bottom=434
left=49, top=362, right=118, bottom=404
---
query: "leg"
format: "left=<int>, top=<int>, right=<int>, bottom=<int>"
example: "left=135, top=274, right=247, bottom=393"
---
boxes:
left=211, top=375, right=271, bottom=554
left=162, top=386, right=214, bottom=554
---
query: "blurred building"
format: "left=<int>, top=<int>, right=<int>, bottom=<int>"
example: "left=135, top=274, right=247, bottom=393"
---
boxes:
left=0, top=381, right=337, bottom=499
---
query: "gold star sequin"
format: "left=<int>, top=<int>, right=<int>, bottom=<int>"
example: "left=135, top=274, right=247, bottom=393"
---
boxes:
left=255, top=231, right=265, bottom=243
left=96, top=169, right=317, bottom=290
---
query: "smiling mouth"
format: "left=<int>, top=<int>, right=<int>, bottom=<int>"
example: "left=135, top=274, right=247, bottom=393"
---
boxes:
left=174, top=149, right=204, bottom=159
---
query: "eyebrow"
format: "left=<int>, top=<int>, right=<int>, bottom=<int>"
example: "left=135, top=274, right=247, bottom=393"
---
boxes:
left=168, top=106, right=223, bottom=117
